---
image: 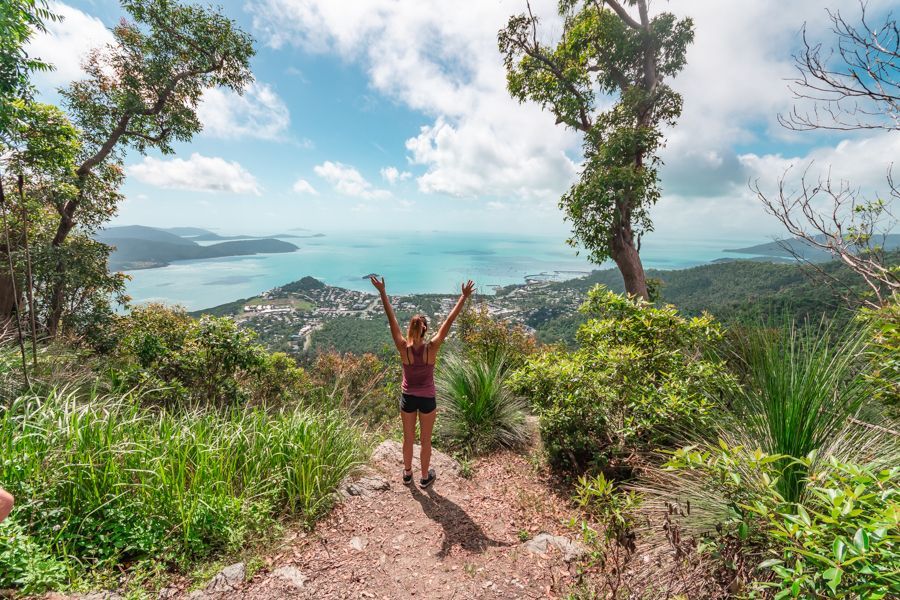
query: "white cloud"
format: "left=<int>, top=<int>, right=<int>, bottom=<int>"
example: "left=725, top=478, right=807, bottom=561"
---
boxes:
left=247, top=0, right=579, bottom=201
left=380, top=166, right=412, bottom=184
left=197, top=82, right=291, bottom=141
left=26, top=2, right=115, bottom=92
left=314, top=161, right=391, bottom=199
left=292, top=178, right=318, bottom=195
left=651, top=132, right=900, bottom=238
left=248, top=0, right=896, bottom=237
left=128, top=153, right=262, bottom=195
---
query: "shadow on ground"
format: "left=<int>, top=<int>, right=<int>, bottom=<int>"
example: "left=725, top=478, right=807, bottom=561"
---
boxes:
left=409, top=483, right=510, bottom=558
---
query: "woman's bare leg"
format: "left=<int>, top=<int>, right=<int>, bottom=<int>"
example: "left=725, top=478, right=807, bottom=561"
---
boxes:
left=418, top=410, right=436, bottom=478
left=0, top=488, right=13, bottom=523
left=400, top=410, right=417, bottom=473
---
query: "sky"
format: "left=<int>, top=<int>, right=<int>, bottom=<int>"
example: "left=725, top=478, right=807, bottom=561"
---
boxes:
left=26, top=0, right=899, bottom=238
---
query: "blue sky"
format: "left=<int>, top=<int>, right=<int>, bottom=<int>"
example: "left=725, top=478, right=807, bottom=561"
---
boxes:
left=28, top=0, right=898, bottom=238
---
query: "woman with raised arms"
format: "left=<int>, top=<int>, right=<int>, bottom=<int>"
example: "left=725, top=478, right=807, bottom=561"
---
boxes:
left=370, top=276, right=475, bottom=488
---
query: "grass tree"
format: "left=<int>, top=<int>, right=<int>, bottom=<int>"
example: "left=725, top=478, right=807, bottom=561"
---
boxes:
left=499, top=0, right=694, bottom=299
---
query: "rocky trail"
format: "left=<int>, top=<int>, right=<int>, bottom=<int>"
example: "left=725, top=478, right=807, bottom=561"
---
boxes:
left=186, top=440, right=589, bottom=599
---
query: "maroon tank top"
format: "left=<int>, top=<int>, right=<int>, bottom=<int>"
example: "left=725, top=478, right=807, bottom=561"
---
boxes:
left=401, top=343, right=436, bottom=397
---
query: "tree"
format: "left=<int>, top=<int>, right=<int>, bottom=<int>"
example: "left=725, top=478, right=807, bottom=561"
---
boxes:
left=43, top=0, right=254, bottom=334
left=2, top=102, right=127, bottom=342
left=0, top=0, right=57, bottom=334
left=755, top=2, right=898, bottom=308
left=499, top=0, right=693, bottom=299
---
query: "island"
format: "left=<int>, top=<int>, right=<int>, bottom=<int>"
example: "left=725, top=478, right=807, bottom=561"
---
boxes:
left=96, top=225, right=300, bottom=270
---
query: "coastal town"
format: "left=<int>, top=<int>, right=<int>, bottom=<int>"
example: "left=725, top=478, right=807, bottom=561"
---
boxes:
left=202, top=274, right=589, bottom=355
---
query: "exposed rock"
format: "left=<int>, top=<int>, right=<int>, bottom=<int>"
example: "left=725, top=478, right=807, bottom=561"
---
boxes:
left=523, top=533, right=588, bottom=562
left=205, top=562, right=245, bottom=593
left=340, top=467, right=390, bottom=498
left=272, top=565, right=307, bottom=589
left=349, top=535, right=367, bottom=551
left=370, top=440, right=459, bottom=477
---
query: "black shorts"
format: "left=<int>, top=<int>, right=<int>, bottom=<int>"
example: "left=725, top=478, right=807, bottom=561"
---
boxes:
left=400, top=394, right=436, bottom=414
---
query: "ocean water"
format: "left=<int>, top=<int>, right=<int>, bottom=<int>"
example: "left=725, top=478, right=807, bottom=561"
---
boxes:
left=123, top=231, right=767, bottom=310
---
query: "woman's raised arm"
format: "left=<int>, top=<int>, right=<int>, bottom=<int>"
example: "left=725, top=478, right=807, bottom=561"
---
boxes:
left=370, top=276, right=406, bottom=351
left=432, top=280, right=475, bottom=348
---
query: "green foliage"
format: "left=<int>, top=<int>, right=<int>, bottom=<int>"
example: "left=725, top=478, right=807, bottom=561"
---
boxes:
left=574, top=472, right=641, bottom=543
left=62, top=0, right=254, bottom=159
left=436, top=351, right=529, bottom=455
left=665, top=446, right=900, bottom=598
left=0, top=519, right=67, bottom=593
left=456, top=302, right=536, bottom=370
left=0, top=386, right=362, bottom=591
left=858, top=299, right=900, bottom=417
left=309, top=315, right=395, bottom=356
left=308, top=350, right=399, bottom=428
left=510, top=286, right=734, bottom=473
left=727, top=320, right=874, bottom=502
left=111, top=304, right=309, bottom=408
left=0, top=1, right=59, bottom=136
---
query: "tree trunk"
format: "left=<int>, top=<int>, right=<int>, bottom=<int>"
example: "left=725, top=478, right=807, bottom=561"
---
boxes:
left=45, top=196, right=77, bottom=336
left=610, top=224, right=649, bottom=300
left=0, top=271, right=23, bottom=331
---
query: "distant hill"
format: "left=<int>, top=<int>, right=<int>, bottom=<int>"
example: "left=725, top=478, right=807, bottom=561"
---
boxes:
left=97, top=226, right=299, bottom=270
left=726, top=234, right=900, bottom=262
left=526, top=253, right=899, bottom=345
left=98, top=225, right=196, bottom=246
left=154, top=226, right=323, bottom=241
left=279, top=276, right=326, bottom=293
left=161, top=227, right=213, bottom=237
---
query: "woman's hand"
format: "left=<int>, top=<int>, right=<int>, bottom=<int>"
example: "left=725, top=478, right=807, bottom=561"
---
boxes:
left=370, top=275, right=386, bottom=293
left=461, top=280, right=475, bottom=298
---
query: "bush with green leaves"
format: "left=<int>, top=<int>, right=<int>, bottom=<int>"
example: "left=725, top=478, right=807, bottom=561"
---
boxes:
left=308, top=350, right=399, bottom=428
left=110, top=303, right=310, bottom=408
left=436, top=351, right=528, bottom=455
left=510, top=286, right=735, bottom=473
left=0, top=386, right=362, bottom=592
left=664, top=445, right=899, bottom=598
left=858, top=299, right=900, bottom=418
left=456, top=302, right=537, bottom=370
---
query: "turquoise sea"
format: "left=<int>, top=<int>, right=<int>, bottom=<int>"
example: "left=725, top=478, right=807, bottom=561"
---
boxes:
left=123, top=231, right=768, bottom=310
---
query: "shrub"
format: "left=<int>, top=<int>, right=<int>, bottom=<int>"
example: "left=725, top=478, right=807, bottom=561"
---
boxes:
left=110, top=304, right=310, bottom=408
left=727, top=320, right=874, bottom=502
left=457, top=302, right=537, bottom=370
left=574, top=472, right=641, bottom=545
left=435, top=351, right=528, bottom=454
left=858, top=299, right=900, bottom=418
left=0, top=387, right=362, bottom=591
left=309, top=350, right=399, bottom=427
left=510, top=286, right=735, bottom=473
left=664, top=445, right=900, bottom=598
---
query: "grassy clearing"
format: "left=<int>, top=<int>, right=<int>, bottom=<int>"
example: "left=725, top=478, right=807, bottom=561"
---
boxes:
left=0, top=385, right=363, bottom=593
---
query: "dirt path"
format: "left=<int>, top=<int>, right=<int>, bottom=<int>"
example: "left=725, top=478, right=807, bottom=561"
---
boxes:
left=236, top=441, right=587, bottom=599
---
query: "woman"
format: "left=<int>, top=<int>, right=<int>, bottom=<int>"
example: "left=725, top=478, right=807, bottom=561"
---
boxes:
left=370, top=276, right=475, bottom=488
left=0, top=487, right=12, bottom=523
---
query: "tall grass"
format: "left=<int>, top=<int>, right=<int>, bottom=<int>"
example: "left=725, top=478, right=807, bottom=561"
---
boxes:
left=435, top=351, right=528, bottom=454
left=728, top=320, right=877, bottom=502
left=0, top=386, right=362, bottom=591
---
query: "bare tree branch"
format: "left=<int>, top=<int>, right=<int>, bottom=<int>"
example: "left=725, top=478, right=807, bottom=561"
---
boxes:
left=781, top=1, right=899, bottom=131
